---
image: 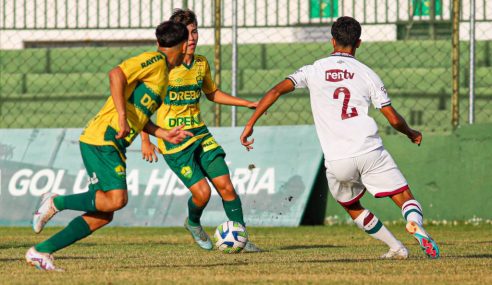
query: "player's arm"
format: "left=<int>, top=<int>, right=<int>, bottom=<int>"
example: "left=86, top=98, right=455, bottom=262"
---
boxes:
left=240, top=79, right=295, bottom=150
left=140, top=131, right=160, bottom=163
left=143, top=121, right=193, bottom=145
left=205, top=89, right=258, bottom=109
left=380, top=105, right=422, bottom=145
left=108, top=66, right=130, bottom=139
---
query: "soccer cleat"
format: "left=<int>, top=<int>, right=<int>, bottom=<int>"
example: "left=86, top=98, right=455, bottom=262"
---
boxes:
left=380, top=246, right=409, bottom=260
left=25, top=247, right=63, bottom=271
left=184, top=218, right=213, bottom=250
left=32, top=192, right=59, bottom=234
left=406, top=221, right=440, bottom=259
left=243, top=240, right=262, bottom=253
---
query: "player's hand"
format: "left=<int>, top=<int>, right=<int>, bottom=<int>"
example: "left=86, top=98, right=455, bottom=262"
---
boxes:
left=247, top=101, right=259, bottom=109
left=240, top=125, right=255, bottom=151
left=408, top=129, right=422, bottom=145
left=116, top=116, right=131, bottom=139
left=141, top=140, right=160, bottom=163
left=164, top=125, right=193, bottom=144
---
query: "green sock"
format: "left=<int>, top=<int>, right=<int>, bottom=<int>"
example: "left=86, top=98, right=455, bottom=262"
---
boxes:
left=187, top=198, right=205, bottom=227
left=53, top=191, right=97, bottom=212
left=223, top=196, right=245, bottom=226
left=35, top=216, right=92, bottom=254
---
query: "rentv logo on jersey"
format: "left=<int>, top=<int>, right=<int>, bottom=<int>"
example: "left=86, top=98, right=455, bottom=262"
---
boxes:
left=325, top=69, right=354, bottom=82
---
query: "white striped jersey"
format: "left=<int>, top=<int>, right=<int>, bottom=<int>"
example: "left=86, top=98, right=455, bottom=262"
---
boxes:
left=287, top=52, right=391, bottom=161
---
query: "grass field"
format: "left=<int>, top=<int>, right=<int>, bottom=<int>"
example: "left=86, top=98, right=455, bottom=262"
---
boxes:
left=1, top=224, right=491, bottom=284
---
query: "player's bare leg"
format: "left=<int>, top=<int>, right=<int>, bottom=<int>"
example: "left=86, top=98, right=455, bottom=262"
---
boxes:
left=390, top=189, right=440, bottom=259
left=93, top=190, right=128, bottom=212
left=82, top=211, right=115, bottom=231
left=344, top=201, right=408, bottom=259
left=28, top=189, right=126, bottom=270
left=184, top=179, right=213, bottom=250
left=212, top=175, right=261, bottom=253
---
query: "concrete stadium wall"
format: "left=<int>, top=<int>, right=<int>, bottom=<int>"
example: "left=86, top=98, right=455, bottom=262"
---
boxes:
left=325, top=123, right=492, bottom=222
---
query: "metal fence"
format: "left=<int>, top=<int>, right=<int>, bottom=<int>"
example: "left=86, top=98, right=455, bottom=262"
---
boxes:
left=0, top=0, right=491, bottom=133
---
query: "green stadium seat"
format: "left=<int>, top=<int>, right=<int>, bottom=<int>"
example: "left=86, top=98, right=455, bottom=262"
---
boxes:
left=375, top=67, right=452, bottom=95
left=196, top=44, right=264, bottom=70
left=49, top=47, right=152, bottom=73
left=0, top=49, right=48, bottom=73
left=25, top=73, right=108, bottom=94
left=0, top=73, right=23, bottom=94
left=475, top=67, right=492, bottom=88
left=0, top=98, right=105, bottom=128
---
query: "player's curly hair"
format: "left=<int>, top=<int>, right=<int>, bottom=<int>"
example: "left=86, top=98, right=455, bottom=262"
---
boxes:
left=170, top=8, right=198, bottom=26
left=331, top=16, right=361, bottom=47
left=155, top=21, right=188, bottom=47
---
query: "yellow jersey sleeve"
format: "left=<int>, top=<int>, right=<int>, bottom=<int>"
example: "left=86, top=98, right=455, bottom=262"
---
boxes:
left=201, top=58, right=217, bottom=94
left=119, top=52, right=167, bottom=85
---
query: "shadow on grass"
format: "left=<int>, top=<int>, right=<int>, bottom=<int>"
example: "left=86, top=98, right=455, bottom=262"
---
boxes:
left=0, top=243, right=34, bottom=250
left=446, top=254, right=492, bottom=259
left=56, top=256, right=100, bottom=260
left=279, top=244, right=344, bottom=250
left=117, top=261, right=250, bottom=269
left=75, top=241, right=176, bottom=247
left=436, top=240, right=492, bottom=246
left=297, top=258, right=375, bottom=263
left=0, top=258, right=22, bottom=262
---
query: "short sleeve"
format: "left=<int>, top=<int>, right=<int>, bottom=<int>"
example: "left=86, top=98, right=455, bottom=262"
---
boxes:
left=201, top=59, right=218, bottom=94
left=367, top=69, right=391, bottom=109
left=119, top=52, right=166, bottom=85
left=287, top=65, right=311, bottom=89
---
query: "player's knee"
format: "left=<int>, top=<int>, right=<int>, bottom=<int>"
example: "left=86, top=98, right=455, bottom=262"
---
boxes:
left=91, top=212, right=114, bottom=230
left=104, top=212, right=114, bottom=224
left=99, top=212, right=114, bottom=226
left=113, top=195, right=128, bottom=210
left=193, top=188, right=211, bottom=206
left=217, top=184, right=236, bottom=199
left=107, top=192, right=128, bottom=211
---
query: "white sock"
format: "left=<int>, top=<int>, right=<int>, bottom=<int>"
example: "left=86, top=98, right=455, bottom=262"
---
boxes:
left=401, top=199, right=424, bottom=225
left=354, top=209, right=403, bottom=250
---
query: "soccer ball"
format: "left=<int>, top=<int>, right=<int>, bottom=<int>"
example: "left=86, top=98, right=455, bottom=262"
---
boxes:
left=213, top=221, right=248, bottom=253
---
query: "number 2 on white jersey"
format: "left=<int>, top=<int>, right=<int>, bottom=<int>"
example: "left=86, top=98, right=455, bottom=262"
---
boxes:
left=333, top=87, right=358, bottom=120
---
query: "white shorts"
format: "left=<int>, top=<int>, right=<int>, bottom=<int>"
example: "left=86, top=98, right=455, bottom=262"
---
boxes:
left=325, top=147, right=408, bottom=206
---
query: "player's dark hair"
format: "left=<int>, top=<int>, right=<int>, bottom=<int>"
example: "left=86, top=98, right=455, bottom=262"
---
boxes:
left=155, top=21, right=188, bottom=47
left=170, top=8, right=198, bottom=26
left=331, top=16, right=361, bottom=47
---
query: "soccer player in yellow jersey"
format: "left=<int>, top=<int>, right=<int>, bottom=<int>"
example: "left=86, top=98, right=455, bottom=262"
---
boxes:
left=140, top=9, right=261, bottom=252
left=26, top=21, right=192, bottom=271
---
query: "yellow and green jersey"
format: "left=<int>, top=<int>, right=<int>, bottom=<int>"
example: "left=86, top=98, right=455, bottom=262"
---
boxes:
left=157, top=54, right=218, bottom=154
left=80, top=51, right=169, bottom=158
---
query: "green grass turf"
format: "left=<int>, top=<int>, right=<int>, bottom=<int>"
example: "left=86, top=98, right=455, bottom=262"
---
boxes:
left=0, top=224, right=491, bottom=284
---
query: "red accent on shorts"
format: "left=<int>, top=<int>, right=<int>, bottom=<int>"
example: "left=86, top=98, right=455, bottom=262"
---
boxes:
left=403, top=202, right=422, bottom=212
left=338, top=189, right=366, bottom=207
left=363, top=212, right=375, bottom=226
left=375, top=185, right=409, bottom=198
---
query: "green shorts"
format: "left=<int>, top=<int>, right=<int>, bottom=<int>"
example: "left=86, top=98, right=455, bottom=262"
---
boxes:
left=164, top=135, right=229, bottom=188
left=79, top=141, right=127, bottom=192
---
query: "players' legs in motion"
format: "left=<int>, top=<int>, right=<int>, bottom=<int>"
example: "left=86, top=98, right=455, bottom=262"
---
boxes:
left=343, top=200, right=408, bottom=259
left=207, top=155, right=260, bottom=253
left=27, top=190, right=126, bottom=270
left=211, top=175, right=261, bottom=253
left=185, top=179, right=214, bottom=250
left=390, top=189, right=440, bottom=259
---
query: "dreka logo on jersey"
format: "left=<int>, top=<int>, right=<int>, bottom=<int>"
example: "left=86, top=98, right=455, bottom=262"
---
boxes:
left=325, top=69, right=355, bottom=82
left=168, top=114, right=202, bottom=127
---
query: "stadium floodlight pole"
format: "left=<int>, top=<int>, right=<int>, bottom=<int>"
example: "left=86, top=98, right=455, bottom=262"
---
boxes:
left=468, top=0, right=476, bottom=124
left=231, top=0, right=238, bottom=127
